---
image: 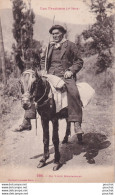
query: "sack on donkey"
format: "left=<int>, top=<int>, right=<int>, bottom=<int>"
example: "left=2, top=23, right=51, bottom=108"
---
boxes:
left=43, top=74, right=95, bottom=108
left=76, top=82, right=95, bottom=107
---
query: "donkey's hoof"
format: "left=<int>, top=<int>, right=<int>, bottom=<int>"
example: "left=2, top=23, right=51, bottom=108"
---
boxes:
left=53, top=162, right=62, bottom=171
left=62, top=137, right=68, bottom=144
left=37, top=161, right=46, bottom=168
left=87, top=158, right=95, bottom=164
left=77, top=133, right=83, bottom=144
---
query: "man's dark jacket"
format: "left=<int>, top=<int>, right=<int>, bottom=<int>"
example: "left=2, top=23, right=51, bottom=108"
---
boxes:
left=41, top=40, right=83, bottom=78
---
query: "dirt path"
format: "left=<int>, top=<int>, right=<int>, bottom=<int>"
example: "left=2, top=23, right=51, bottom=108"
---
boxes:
left=0, top=94, right=114, bottom=182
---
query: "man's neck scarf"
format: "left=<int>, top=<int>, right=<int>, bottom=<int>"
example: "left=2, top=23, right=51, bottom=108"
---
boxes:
left=50, top=38, right=67, bottom=49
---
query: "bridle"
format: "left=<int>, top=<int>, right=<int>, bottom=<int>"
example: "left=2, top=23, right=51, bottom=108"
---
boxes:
left=21, top=69, right=53, bottom=105
left=20, top=69, right=41, bottom=100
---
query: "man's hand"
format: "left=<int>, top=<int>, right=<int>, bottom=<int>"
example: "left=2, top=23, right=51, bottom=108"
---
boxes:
left=64, top=70, right=73, bottom=79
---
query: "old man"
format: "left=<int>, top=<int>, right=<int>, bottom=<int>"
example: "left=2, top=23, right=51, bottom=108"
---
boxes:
left=42, top=25, right=84, bottom=135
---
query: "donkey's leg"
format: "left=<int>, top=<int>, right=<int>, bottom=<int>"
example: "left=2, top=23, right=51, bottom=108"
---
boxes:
left=37, top=117, right=49, bottom=168
left=62, top=120, right=71, bottom=144
left=52, top=117, right=61, bottom=171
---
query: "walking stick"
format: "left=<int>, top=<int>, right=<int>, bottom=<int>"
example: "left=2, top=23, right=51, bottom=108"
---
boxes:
left=35, top=110, right=37, bottom=136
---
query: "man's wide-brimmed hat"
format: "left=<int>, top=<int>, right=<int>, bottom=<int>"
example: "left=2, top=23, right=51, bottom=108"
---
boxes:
left=49, top=25, right=67, bottom=34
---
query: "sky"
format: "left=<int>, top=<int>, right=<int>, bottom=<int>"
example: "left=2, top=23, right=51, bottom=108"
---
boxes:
left=0, top=0, right=97, bottom=24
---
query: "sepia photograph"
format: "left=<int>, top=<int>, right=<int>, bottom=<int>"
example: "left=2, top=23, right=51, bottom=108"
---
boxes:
left=0, top=0, right=115, bottom=183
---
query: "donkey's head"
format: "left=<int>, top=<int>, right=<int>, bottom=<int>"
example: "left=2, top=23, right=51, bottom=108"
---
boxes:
left=20, top=69, right=38, bottom=110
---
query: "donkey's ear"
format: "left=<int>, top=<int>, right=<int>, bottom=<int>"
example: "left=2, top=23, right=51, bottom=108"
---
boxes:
left=18, top=80, right=24, bottom=94
left=36, top=69, right=41, bottom=77
left=36, top=69, right=47, bottom=77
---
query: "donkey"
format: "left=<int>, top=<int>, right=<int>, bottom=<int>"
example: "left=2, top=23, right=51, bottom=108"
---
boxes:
left=20, top=69, right=82, bottom=171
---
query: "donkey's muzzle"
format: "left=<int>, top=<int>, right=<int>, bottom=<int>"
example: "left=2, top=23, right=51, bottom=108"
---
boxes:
left=22, top=102, right=31, bottom=110
left=21, top=93, right=31, bottom=110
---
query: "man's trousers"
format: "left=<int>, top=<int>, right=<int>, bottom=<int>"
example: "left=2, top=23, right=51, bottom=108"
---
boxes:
left=64, top=78, right=82, bottom=123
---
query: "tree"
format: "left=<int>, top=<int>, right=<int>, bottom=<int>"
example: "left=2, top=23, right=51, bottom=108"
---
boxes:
left=82, top=0, right=114, bottom=73
left=12, top=0, right=41, bottom=74
left=75, top=34, right=84, bottom=56
left=0, top=17, right=7, bottom=84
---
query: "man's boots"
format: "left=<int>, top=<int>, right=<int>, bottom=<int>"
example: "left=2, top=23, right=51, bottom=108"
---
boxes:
left=14, top=118, right=31, bottom=132
left=74, top=122, right=84, bottom=143
left=14, top=104, right=36, bottom=132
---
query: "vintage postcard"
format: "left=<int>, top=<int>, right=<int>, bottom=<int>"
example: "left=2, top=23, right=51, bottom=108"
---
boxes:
left=0, top=0, right=115, bottom=183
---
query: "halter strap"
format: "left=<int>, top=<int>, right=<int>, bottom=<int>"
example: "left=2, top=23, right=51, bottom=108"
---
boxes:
left=36, top=87, right=47, bottom=104
left=36, top=79, right=53, bottom=107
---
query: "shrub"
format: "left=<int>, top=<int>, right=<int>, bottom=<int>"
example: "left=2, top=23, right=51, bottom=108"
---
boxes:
left=0, top=77, right=21, bottom=117
left=3, top=77, right=21, bottom=99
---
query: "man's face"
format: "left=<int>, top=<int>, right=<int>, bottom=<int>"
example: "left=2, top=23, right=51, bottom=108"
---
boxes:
left=52, top=29, right=64, bottom=43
